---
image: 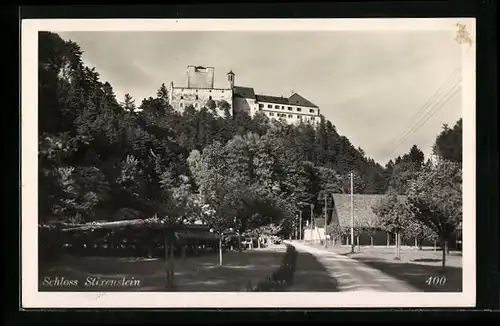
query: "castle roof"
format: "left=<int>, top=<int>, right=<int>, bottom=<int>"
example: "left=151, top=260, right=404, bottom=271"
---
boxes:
left=233, top=86, right=256, bottom=99
left=289, top=93, right=319, bottom=108
left=255, top=92, right=319, bottom=108
left=255, top=94, right=289, bottom=105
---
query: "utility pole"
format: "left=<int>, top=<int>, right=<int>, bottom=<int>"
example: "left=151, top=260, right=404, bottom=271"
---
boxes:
left=299, top=210, right=302, bottom=241
left=350, top=172, right=355, bottom=254
left=324, top=192, right=328, bottom=248
left=310, top=203, right=314, bottom=242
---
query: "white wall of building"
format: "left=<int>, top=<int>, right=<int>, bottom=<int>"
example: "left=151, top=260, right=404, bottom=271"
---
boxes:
left=303, top=227, right=327, bottom=242
left=255, top=101, right=320, bottom=125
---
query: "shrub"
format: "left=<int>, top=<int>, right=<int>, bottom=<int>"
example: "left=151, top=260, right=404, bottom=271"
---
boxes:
left=247, top=245, right=298, bottom=292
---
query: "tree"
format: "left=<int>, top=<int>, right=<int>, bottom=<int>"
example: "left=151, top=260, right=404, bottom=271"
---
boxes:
left=404, top=219, right=438, bottom=250
left=433, top=119, right=462, bottom=163
left=372, top=192, right=412, bottom=259
left=156, top=83, right=169, bottom=107
left=188, top=145, right=250, bottom=265
left=388, top=161, right=420, bottom=195
left=408, top=144, right=425, bottom=166
left=205, top=98, right=217, bottom=114
left=217, top=100, right=232, bottom=118
left=200, top=173, right=247, bottom=265
left=122, top=93, right=136, bottom=113
left=406, top=160, right=462, bottom=271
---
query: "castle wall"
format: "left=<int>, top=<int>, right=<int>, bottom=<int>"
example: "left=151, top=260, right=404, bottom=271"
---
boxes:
left=233, top=97, right=259, bottom=117
left=170, top=87, right=233, bottom=117
left=187, top=66, right=214, bottom=89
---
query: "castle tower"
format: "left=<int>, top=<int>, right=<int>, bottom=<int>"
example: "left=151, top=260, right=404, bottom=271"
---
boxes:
left=227, top=70, right=235, bottom=89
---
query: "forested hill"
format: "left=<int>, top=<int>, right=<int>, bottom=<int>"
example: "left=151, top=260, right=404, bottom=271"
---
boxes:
left=39, top=31, right=392, bottom=227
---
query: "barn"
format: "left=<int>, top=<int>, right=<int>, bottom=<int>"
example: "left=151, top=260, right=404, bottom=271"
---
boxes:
left=304, top=194, right=439, bottom=247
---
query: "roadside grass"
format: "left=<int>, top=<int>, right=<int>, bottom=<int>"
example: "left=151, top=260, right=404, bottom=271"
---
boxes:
left=39, top=247, right=287, bottom=292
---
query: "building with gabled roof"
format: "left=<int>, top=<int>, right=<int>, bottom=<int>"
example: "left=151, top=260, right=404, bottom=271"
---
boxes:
left=169, top=66, right=321, bottom=125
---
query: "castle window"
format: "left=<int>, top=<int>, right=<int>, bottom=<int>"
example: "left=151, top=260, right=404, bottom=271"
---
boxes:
left=288, top=114, right=292, bottom=118
left=282, top=106, right=285, bottom=110
left=269, top=112, right=274, bottom=116
left=181, top=96, right=184, bottom=100
left=288, top=107, right=292, bottom=111
left=309, top=109, right=315, bottom=113
left=195, top=103, right=198, bottom=108
left=275, top=105, right=279, bottom=109
left=259, top=104, right=264, bottom=109
left=196, top=95, right=199, bottom=100
left=296, top=108, right=302, bottom=112
left=209, top=96, right=212, bottom=100
left=180, top=103, right=184, bottom=107
left=268, top=104, right=272, bottom=108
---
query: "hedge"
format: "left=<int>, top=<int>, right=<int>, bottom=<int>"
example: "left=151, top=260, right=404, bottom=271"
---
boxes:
left=246, top=245, right=298, bottom=292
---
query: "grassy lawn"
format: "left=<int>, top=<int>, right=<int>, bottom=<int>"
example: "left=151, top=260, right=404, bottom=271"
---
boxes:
left=39, top=246, right=287, bottom=292
left=306, top=243, right=463, bottom=292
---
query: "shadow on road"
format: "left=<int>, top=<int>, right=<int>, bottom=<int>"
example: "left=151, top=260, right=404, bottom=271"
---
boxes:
left=353, top=257, right=462, bottom=292
left=290, top=251, right=339, bottom=292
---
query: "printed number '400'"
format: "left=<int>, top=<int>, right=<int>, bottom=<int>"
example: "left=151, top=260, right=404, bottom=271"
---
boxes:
left=426, top=276, right=447, bottom=286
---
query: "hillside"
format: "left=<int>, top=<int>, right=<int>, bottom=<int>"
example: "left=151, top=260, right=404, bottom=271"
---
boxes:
left=38, top=31, right=390, bottom=232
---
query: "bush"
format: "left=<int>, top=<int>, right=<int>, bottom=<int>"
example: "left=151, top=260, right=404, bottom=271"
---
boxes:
left=247, top=245, right=298, bottom=292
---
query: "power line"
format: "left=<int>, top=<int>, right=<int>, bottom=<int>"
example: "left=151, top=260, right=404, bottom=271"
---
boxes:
left=391, top=77, right=462, bottom=151
left=383, top=66, right=461, bottom=148
left=388, top=78, right=462, bottom=155
left=389, top=79, right=461, bottom=155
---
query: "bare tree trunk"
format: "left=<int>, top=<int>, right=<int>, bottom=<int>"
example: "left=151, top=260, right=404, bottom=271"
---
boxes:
left=219, top=237, right=223, bottom=266
left=395, top=232, right=401, bottom=260
left=386, top=232, right=390, bottom=246
left=370, top=236, right=374, bottom=247
left=441, top=239, right=447, bottom=272
left=414, top=238, right=418, bottom=249
left=357, top=235, right=360, bottom=250
left=170, top=241, right=175, bottom=286
left=434, top=240, right=437, bottom=251
left=181, top=241, right=186, bottom=260
left=165, top=234, right=175, bottom=290
left=258, top=234, right=261, bottom=248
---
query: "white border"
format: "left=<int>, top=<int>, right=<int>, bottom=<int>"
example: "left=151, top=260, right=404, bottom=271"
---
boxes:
left=21, top=18, right=476, bottom=309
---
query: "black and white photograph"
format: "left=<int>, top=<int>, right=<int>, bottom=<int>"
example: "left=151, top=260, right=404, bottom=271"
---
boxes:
left=22, top=18, right=476, bottom=308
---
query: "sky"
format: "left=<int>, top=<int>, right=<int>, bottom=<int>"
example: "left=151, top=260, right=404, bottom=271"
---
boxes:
left=58, top=30, right=462, bottom=166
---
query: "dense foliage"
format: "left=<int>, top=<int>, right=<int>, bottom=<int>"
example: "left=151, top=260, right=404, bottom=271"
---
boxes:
left=371, top=119, right=462, bottom=267
left=432, top=119, right=462, bottom=163
left=38, top=32, right=390, bottom=235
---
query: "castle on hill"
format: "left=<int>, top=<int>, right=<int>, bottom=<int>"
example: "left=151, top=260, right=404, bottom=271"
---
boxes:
left=168, top=65, right=321, bottom=125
